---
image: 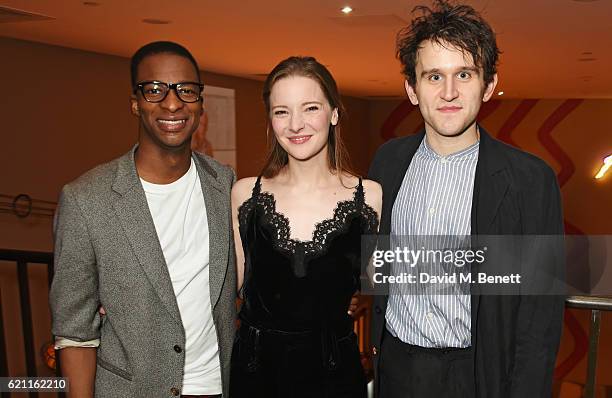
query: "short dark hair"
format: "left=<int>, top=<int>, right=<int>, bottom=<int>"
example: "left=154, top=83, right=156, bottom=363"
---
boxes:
left=397, top=0, right=500, bottom=86
left=130, top=41, right=200, bottom=87
left=261, top=56, right=354, bottom=178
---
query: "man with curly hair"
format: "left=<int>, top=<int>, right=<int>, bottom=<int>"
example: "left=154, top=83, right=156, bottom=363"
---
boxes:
left=368, top=1, right=564, bottom=397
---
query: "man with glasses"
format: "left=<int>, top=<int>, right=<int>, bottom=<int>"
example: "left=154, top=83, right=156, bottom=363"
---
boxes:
left=50, top=41, right=236, bottom=398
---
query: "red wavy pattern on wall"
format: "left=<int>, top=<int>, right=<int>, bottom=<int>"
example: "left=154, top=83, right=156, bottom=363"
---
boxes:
left=381, top=100, right=416, bottom=140
left=477, top=99, right=502, bottom=122
left=497, top=99, right=539, bottom=146
left=538, top=99, right=584, bottom=187
left=536, top=99, right=587, bottom=380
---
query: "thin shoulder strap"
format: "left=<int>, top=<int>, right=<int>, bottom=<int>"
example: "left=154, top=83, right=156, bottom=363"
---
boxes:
left=355, top=177, right=365, bottom=209
left=253, top=175, right=263, bottom=196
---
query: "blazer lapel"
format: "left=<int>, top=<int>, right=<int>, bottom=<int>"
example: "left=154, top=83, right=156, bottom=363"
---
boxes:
left=111, top=147, right=182, bottom=324
left=470, top=127, right=510, bottom=346
left=471, top=128, right=510, bottom=235
left=193, top=154, right=230, bottom=309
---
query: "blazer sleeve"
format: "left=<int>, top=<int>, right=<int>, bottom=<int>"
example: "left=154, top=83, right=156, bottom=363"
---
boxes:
left=49, top=184, right=101, bottom=342
left=510, top=165, right=565, bottom=398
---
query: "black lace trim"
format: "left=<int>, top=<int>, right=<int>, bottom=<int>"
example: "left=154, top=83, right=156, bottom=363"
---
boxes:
left=237, top=184, right=379, bottom=260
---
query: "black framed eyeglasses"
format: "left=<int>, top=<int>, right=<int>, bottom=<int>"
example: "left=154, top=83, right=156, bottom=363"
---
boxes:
left=134, top=81, right=204, bottom=103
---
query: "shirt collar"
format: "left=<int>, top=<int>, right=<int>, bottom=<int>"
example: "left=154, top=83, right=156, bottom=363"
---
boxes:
left=419, top=135, right=480, bottom=161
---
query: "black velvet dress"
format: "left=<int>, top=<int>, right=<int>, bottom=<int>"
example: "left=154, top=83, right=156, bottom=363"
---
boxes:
left=230, top=176, right=379, bottom=398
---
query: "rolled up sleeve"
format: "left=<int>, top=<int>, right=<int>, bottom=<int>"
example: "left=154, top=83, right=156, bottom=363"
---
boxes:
left=49, top=185, right=101, bottom=342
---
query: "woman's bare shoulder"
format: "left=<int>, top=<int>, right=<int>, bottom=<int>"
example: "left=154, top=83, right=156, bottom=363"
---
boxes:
left=361, top=179, right=382, bottom=215
left=362, top=179, right=382, bottom=194
left=231, top=177, right=259, bottom=207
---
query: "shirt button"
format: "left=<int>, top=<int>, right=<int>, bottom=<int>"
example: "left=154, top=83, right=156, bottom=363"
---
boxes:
left=170, top=387, right=180, bottom=396
left=173, top=345, right=182, bottom=353
left=440, top=157, right=448, bottom=163
left=427, top=312, right=434, bottom=320
left=429, top=207, right=436, bottom=215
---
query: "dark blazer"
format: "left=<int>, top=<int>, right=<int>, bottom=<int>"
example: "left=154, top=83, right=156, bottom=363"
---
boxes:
left=50, top=147, right=236, bottom=398
left=368, top=128, right=565, bottom=398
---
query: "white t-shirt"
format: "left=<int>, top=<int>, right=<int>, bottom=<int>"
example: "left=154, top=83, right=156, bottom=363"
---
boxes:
left=140, top=158, right=222, bottom=395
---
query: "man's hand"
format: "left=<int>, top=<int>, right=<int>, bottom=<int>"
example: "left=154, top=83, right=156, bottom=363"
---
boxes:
left=348, top=294, right=360, bottom=317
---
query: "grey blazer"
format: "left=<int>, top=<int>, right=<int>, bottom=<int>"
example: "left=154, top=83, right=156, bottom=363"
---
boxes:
left=50, top=147, right=237, bottom=398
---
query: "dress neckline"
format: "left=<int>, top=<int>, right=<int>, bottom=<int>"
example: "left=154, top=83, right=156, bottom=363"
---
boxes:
left=237, top=176, right=379, bottom=277
left=254, top=175, right=364, bottom=242
left=258, top=187, right=361, bottom=245
left=237, top=176, right=378, bottom=256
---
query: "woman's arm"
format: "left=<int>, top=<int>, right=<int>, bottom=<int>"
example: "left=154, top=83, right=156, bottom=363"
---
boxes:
left=361, top=179, right=383, bottom=294
left=362, top=179, right=383, bottom=225
left=231, top=177, right=257, bottom=294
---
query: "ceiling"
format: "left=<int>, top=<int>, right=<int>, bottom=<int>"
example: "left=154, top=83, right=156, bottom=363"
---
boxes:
left=1, top=0, right=611, bottom=99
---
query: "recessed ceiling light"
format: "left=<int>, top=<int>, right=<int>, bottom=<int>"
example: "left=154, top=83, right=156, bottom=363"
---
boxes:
left=83, top=1, right=100, bottom=5
left=142, top=18, right=171, bottom=24
left=341, top=6, right=353, bottom=14
left=497, top=91, right=504, bottom=96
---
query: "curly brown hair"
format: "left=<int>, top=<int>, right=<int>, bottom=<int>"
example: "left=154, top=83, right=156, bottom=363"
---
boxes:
left=397, top=0, right=500, bottom=87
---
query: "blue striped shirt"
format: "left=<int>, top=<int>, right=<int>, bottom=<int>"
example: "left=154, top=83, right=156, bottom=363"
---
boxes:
left=385, top=136, right=479, bottom=348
